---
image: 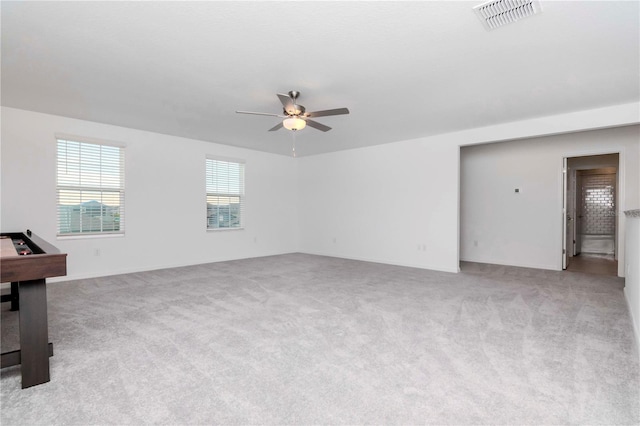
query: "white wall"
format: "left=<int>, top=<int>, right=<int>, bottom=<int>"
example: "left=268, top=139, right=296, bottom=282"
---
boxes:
left=1, top=107, right=298, bottom=280
left=296, top=104, right=638, bottom=275
left=297, top=138, right=460, bottom=272
left=624, top=212, right=640, bottom=354
left=2, top=103, right=638, bottom=280
left=460, top=125, right=640, bottom=275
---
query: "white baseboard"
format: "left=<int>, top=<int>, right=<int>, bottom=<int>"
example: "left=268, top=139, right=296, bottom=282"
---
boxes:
left=459, top=256, right=559, bottom=271
left=48, top=251, right=298, bottom=282
left=624, top=287, right=640, bottom=363
left=299, top=250, right=460, bottom=274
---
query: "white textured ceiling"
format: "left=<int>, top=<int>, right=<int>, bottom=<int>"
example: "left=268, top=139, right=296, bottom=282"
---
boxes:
left=2, top=1, right=639, bottom=156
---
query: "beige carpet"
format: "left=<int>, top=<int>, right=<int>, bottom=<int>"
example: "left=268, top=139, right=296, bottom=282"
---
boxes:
left=2, top=254, right=639, bottom=424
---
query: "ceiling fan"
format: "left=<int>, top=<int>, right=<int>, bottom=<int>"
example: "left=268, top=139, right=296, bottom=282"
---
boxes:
left=236, top=91, right=349, bottom=132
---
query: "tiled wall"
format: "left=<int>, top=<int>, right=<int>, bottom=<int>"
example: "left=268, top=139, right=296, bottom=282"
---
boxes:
left=581, top=173, right=616, bottom=235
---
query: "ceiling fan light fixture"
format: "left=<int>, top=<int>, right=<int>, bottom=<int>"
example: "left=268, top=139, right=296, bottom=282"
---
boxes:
left=237, top=90, right=349, bottom=133
left=283, top=117, right=306, bottom=131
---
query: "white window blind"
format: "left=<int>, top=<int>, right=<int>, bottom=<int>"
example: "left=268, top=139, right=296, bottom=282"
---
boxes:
left=56, top=138, right=125, bottom=236
left=206, top=157, right=245, bottom=230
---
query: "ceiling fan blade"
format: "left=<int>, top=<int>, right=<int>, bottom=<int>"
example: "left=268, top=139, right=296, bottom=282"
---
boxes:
left=305, top=107, right=350, bottom=118
left=305, top=119, right=332, bottom=132
left=236, top=110, right=281, bottom=117
left=268, top=122, right=283, bottom=132
left=277, top=93, right=296, bottom=115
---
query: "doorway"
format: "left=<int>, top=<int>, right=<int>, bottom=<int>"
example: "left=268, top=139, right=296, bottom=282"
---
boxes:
left=563, top=154, right=619, bottom=276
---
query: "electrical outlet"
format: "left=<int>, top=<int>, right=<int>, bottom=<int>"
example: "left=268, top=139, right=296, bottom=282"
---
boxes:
left=94, top=249, right=101, bottom=256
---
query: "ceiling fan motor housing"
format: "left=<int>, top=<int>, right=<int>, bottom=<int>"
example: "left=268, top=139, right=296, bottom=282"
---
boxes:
left=285, top=104, right=305, bottom=116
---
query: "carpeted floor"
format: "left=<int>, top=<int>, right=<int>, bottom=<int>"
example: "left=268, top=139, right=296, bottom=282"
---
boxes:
left=1, top=253, right=639, bottom=424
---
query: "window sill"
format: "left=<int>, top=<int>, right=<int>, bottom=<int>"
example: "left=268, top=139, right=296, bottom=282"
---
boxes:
left=206, top=227, right=244, bottom=232
left=57, top=233, right=125, bottom=241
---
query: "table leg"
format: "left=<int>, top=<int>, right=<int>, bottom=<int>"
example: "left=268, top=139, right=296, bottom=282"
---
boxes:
left=18, top=279, right=50, bottom=388
left=10, top=282, right=19, bottom=311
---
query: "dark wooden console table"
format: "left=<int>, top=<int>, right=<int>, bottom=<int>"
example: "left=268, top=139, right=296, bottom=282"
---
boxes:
left=1, top=230, right=67, bottom=388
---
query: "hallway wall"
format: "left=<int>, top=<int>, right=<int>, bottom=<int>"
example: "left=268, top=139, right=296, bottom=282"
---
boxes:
left=460, top=125, right=640, bottom=275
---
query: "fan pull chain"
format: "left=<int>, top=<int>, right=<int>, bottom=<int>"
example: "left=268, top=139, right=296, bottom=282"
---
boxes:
left=292, top=130, right=297, bottom=158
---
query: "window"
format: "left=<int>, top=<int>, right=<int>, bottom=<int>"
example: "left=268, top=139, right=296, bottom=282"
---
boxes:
left=56, top=138, right=125, bottom=236
left=206, top=157, right=244, bottom=230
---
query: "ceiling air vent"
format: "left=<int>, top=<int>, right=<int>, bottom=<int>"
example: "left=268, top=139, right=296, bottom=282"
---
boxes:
left=473, top=0, right=542, bottom=30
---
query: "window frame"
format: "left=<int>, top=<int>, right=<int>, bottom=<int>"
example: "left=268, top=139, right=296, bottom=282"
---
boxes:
left=56, top=135, right=125, bottom=238
left=206, top=155, right=245, bottom=231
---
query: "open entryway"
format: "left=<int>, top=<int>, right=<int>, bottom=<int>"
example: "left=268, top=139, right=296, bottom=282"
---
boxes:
left=563, top=153, right=619, bottom=276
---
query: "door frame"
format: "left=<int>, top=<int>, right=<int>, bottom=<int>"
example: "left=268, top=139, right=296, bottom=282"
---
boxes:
left=561, top=148, right=625, bottom=276
left=563, top=157, right=568, bottom=269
